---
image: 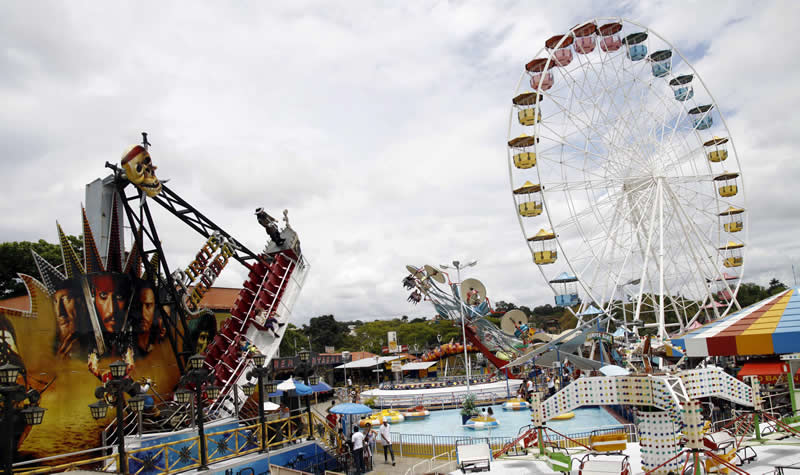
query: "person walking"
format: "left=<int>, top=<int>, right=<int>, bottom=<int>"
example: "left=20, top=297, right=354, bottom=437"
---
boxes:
left=364, top=423, right=376, bottom=471
left=547, top=376, right=555, bottom=397
left=379, top=419, right=396, bottom=466
left=351, top=425, right=365, bottom=475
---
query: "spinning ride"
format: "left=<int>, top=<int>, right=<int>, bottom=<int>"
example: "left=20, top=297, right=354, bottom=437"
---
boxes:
left=507, top=18, right=746, bottom=339
left=403, top=265, right=524, bottom=372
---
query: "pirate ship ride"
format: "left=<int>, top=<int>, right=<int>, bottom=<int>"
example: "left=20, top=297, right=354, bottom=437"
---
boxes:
left=0, top=134, right=308, bottom=464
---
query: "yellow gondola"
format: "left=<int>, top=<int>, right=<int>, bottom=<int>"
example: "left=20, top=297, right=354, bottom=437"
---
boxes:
left=513, top=181, right=543, bottom=216
left=508, top=134, right=539, bottom=169
left=513, top=92, right=544, bottom=127
left=713, top=171, right=739, bottom=197
left=719, top=241, right=744, bottom=268
left=704, top=137, right=728, bottom=163
left=719, top=206, right=744, bottom=233
left=528, top=229, right=557, bottom=265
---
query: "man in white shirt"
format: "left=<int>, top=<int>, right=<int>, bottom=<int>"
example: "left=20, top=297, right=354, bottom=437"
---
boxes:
left=379, top=420, right=395, bottom=466
left=526, top=379, right=534, bottom=395
left=351, top=425, right=365, bottom=474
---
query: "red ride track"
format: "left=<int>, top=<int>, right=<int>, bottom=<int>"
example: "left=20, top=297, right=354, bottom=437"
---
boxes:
left=464, top=324, right=518, bottom=377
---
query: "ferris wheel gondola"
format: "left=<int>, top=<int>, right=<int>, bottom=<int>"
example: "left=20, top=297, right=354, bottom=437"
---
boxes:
left=506, top=18, right=746, bottom=339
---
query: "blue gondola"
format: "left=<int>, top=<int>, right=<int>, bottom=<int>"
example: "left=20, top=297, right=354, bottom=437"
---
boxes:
left=549, top=272, right=580, bottom=307
left=624, top=32, right=648, bottom=61
left=649, top=50, right=672, bottom=78
left=689, top=104, right=714, bottom=130
left=669, top=75, right=694, bottom=101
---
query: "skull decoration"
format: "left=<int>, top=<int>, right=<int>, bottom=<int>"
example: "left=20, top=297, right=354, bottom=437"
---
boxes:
left=121, top=145, right=162, bottom=197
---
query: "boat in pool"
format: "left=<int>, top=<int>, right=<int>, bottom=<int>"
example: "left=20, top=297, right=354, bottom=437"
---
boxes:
left=502, top=398, right=530, bottom=411
left=359, top=409, right=405, bottom=427
left=464, top=415, right=499, bottom=430
left=402, top=406, right=431, bottom=419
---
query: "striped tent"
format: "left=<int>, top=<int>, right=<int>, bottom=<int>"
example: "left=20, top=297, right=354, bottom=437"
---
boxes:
left=671, top=287, right=800, bottom=357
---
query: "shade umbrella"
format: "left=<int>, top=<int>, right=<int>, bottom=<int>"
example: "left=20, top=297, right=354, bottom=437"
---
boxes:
left=263, top=401, right=280, bottom=411
left=329, top=403, right=374, bottom=439
left=293, top=381, right=313, bottom=396
left=599, top=365, right=630, bottom=376
left=311, top=381, right=333, bottom=393
left=277, top=378, right=296, bottom=391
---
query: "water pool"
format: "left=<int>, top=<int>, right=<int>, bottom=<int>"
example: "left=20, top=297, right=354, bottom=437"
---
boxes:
left=386, top=406, right=621, bottom=439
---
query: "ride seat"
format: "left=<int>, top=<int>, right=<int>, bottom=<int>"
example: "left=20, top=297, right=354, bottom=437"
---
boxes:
left=724, top=257, right=743, bottom=268
left=517, top=109, right=541, bottom=127
left=530, top=72, right=554, bottom=91
left=519, top=202, right=543, bottom=217
left=513, top=152, right=536, bottom=169
left=627, top=44, right=647, bottom=61
left=719, top=185, right=738, bottom=197
left=600, top=36, right=622, bottom=52
left=724, top=221, right=743, bottom=233
left=574, top=36, right=596, bottom=54
left=553, top=48, right=573, bottom=67
left=534, top=250, right=557, bottom=265
left=708, top=150, right=728, bottom=162
left=693, top=115, right=713, bottom=130
left=673, top=86, right=694, bottom=101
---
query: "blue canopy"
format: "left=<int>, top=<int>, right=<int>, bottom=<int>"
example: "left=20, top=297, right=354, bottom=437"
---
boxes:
left=580, top=305, right=603, bottom=316
left=294, top=381, right=313, bottom=396
left=267, top=380, right=314, bottom=397
left=311, top=381, right=333, bottom=393
left=329, top=403, right=373, bottom=415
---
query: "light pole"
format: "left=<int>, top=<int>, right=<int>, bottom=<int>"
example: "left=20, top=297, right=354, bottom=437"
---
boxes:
left=440, top=259, right=478, bottom=392
left=298, top=350, right=319, bottom=441
left=242, top=353, right=276, bottom=452
left=88, top=360, right=145, bottom=475
left=1, top=363, right=45, bottom=475
left=175, top=355, right=220, bottom=471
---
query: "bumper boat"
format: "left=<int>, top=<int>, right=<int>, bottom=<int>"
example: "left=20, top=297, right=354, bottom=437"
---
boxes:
left=402, top=406, right=430, bottom=420
left=359, top=409, right=405, bottom=427
left=464, top=415, right=499, bottom=430
left=502, top=398, right=530, bottom=411
left=551, top=412, right=575, bottom=420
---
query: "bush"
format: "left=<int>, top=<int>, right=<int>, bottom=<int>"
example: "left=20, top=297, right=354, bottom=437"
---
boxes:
left=460, top=393, right=478, bottom=417
left=363, top=396, right=377, bottom=408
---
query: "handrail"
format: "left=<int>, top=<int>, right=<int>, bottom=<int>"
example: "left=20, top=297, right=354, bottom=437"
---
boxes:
left=12, top=445, right=115, bottom=468
left=311, top=412, right=346, bottom=452
left=404, top=448, right=457, bottom=475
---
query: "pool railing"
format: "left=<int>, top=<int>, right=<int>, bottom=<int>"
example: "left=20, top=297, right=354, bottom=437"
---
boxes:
left=374, top=388, right=515, bottom=411
left=390, top=423, right=637, bottom=459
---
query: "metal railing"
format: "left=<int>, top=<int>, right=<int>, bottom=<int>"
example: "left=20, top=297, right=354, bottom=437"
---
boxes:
left=391, top=423, right=637, bottom=459
left=14, top=413, right=312, bottom=475
left=375, top=388, right=515, bottom=410
left=405, top=448, right=457, bottom=475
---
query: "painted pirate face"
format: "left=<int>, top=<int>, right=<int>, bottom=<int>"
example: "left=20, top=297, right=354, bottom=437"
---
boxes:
left=121, top=145, right=162, bottom=197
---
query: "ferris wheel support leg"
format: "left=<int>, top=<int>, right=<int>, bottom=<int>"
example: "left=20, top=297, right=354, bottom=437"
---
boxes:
left=663, top=182, right=733, bottom=322
left=633, top=183, right=660, bottom=326
left=658, top=179, right=666, bottom=340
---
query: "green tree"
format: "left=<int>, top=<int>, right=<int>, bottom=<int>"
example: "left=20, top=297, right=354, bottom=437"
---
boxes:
left=767, top=278, right=788, bottom=295
left=302, top=314, right=351, bottom=353
left=0, top=236, right=83, bottom=297
left=279, top=323, right=307, bottom=356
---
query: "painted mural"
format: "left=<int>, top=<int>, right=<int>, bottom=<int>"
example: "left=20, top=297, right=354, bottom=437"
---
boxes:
left=0, top=207, right=190, bottom=460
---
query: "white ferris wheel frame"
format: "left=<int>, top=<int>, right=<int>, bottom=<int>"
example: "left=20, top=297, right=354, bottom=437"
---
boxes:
left=506, top=17, right=748, bottom=339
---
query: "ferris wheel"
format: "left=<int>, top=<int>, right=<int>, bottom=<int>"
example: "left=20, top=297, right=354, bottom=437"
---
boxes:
left=506, top=18, right=747, bottom=339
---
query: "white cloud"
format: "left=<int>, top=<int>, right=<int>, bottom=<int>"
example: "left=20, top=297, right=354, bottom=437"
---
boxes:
left=2, top=1, right=798, bottom=329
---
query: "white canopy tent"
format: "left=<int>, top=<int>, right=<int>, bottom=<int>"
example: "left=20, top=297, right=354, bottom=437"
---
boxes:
left=335, top=356, right=400, bottom=369
left=400, top=361, right=437, bottom=371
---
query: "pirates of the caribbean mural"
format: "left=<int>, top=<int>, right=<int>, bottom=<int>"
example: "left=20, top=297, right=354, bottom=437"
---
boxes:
left=0, top=137, right=306, bottom=465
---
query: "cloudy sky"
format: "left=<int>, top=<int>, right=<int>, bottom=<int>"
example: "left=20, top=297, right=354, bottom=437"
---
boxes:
left=2, top=1, right=798, bottom=325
